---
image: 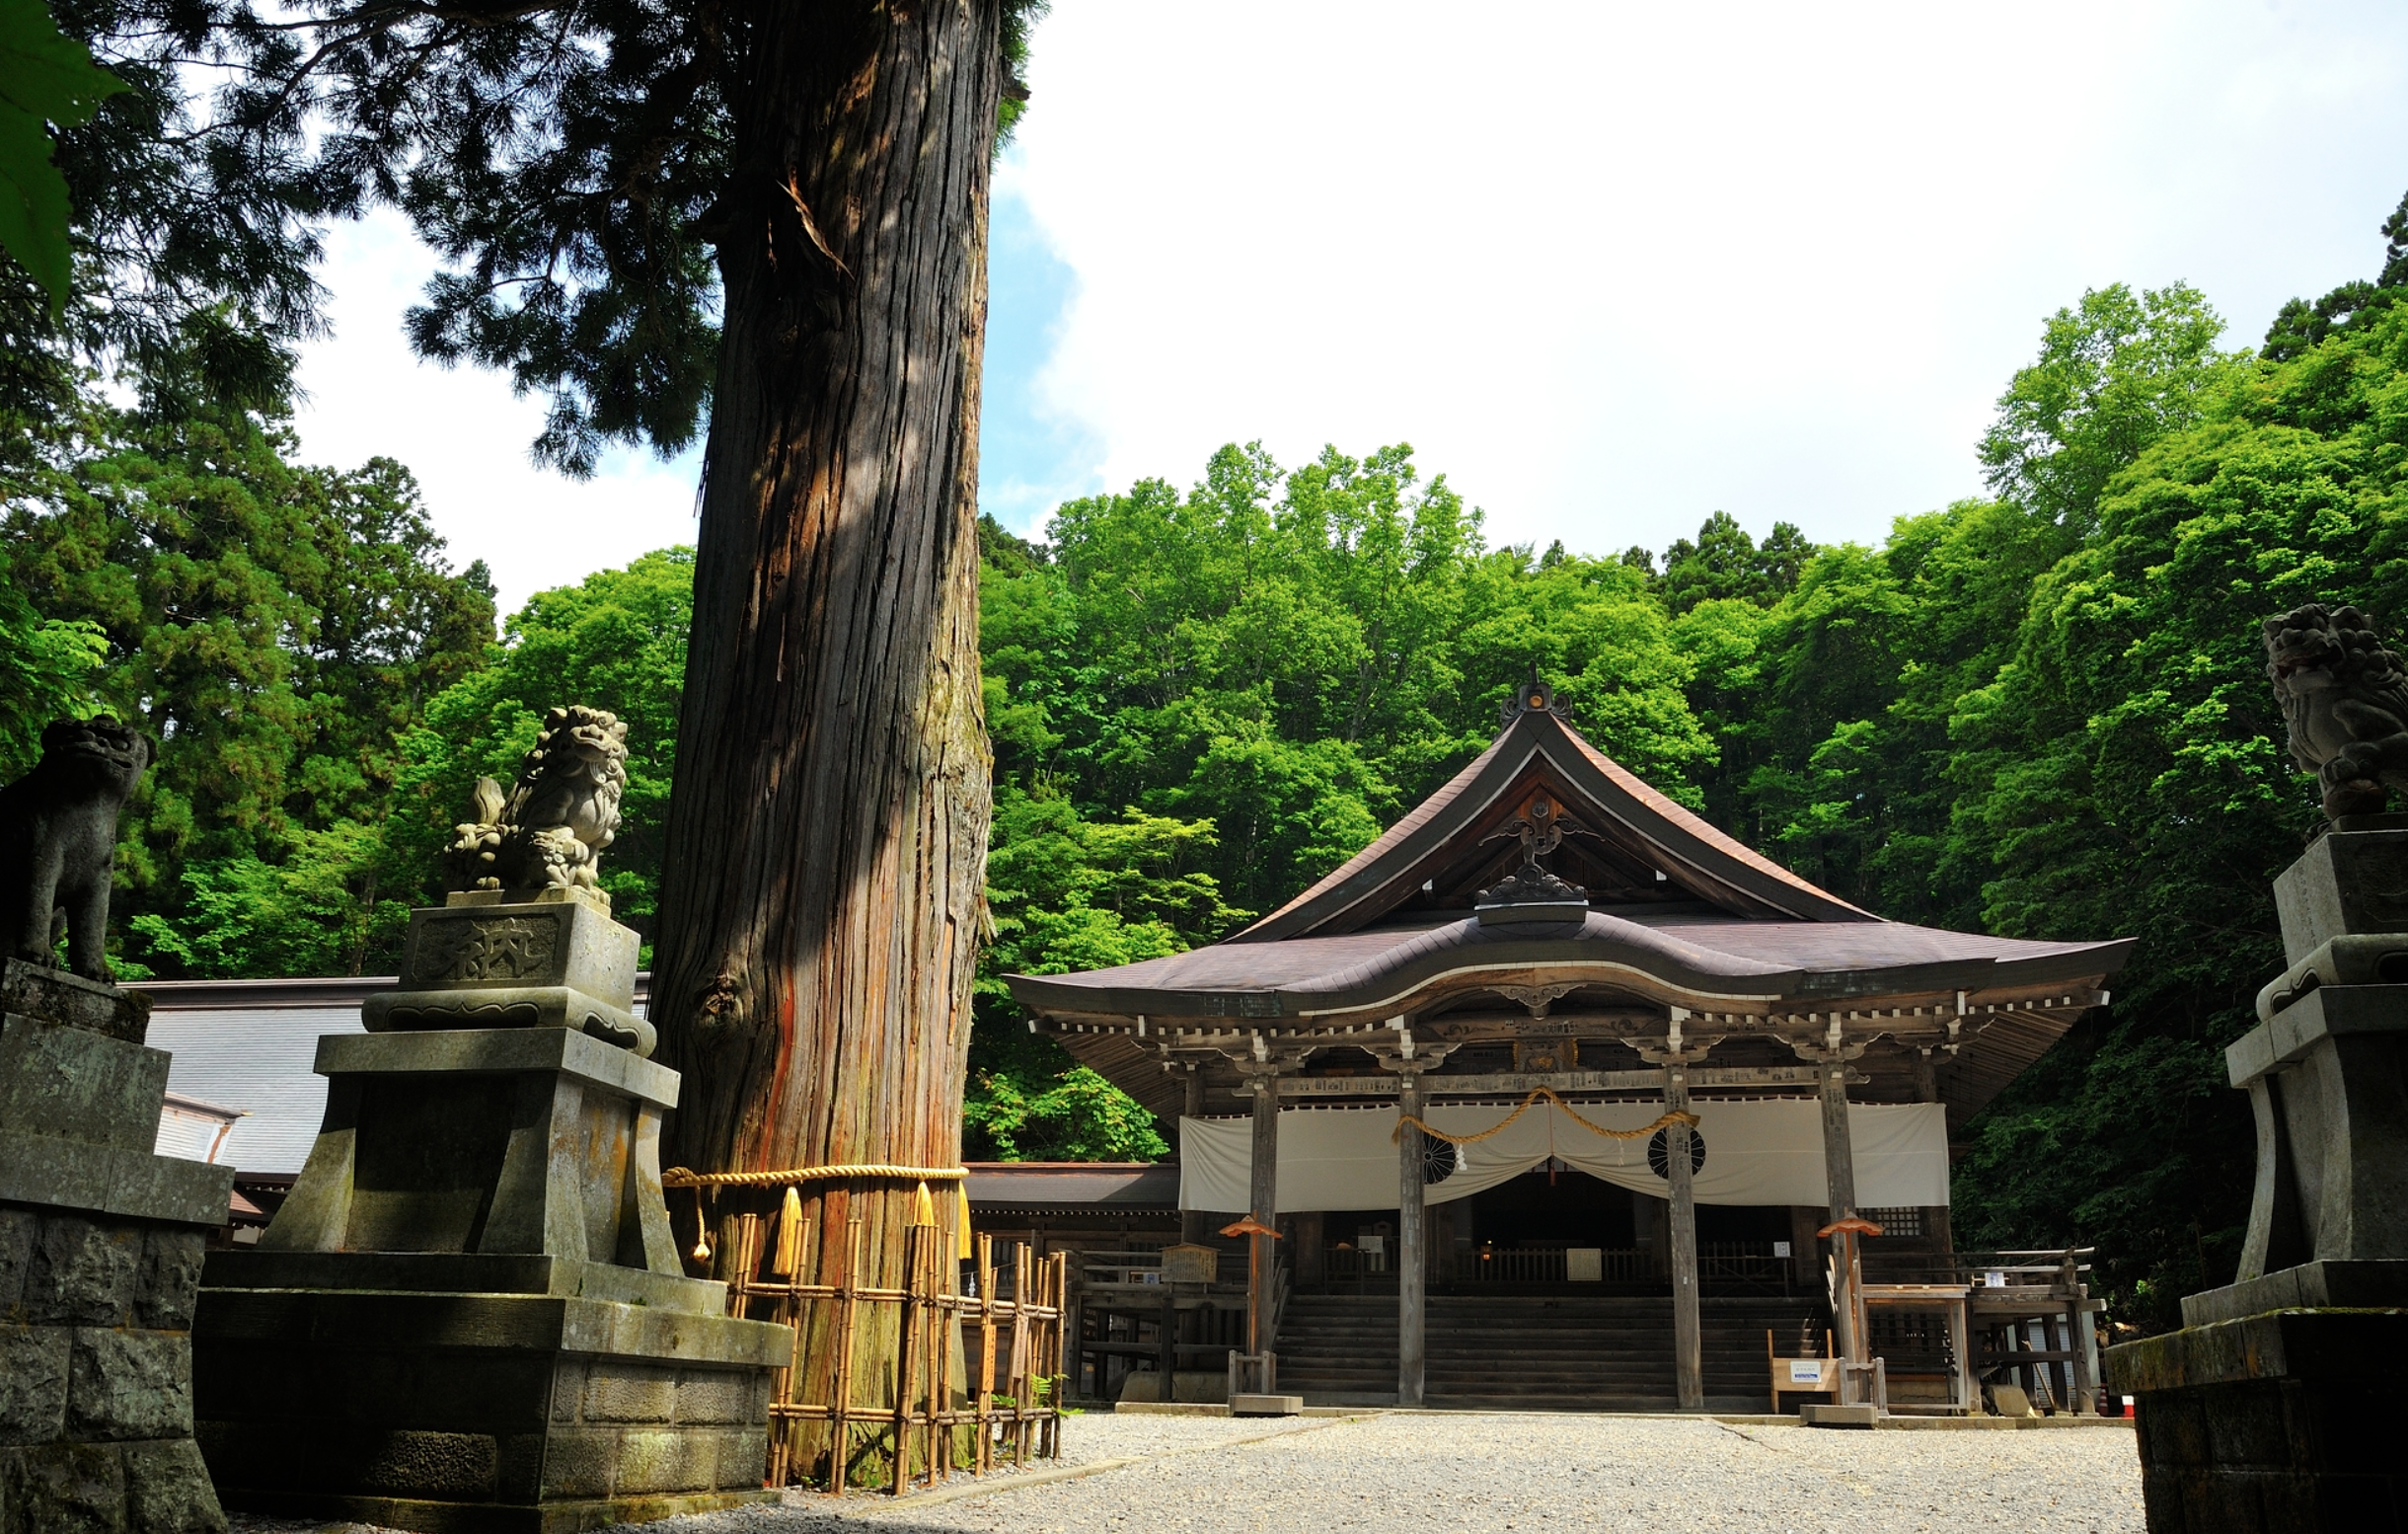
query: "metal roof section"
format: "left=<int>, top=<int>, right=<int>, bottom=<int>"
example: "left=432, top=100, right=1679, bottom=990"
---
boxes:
left=963, top=1162, right=1178, bottom=1212
left=1229, top=678, right=1873, bottom=943
left=1009, top=909, right=2131, bottom=1021
left=136, top=973, right=653, bottom=1176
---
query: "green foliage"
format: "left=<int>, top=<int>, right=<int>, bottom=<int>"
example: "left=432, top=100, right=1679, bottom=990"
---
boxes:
left=1978, top=281, right=2243, bottom=534
left=1659, top=509, right=1817, bottom=614
left=1937, top=299, right=2408, bottom=1317
left=1665, top=231, right=2408, bottom=1324
left=0, top=541, right=107, bottom=777
left=2, top=375, right=493, bottom=976
left=970, top=440, right=1724, bottom=1158
left=0, top=0, right=121, bottom=313
left=54, top=0, right=1049, bottom=474
left=395, top=548, right=695, bottom=946
left=1, top=0, right=333, bottom=430
left=126, top=820, right=406, bottom=978
left=963, top=1065, right=1170, bottom=1163
left=2261, top=191, right=2408, bottom=363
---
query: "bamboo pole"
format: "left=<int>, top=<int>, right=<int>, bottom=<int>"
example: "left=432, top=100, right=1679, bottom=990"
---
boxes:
left=934, top=1248, right=956, bottom=1484
left=976, top=1232, right=997, bottom=1474
left=774, top=1216, right=812, bottom=1484
left=890, top=1224, right=921, bottom=1496
left=832, top=1218, right=862, bottom=1491
left=921, top=1226, right=941, bottom=1489
left=1045, top=1252, right=1066, bottom=1459
left=1396, top=1068, right=1426, bottom=1407
left=1011, top=1243, right=1031, bottom=1468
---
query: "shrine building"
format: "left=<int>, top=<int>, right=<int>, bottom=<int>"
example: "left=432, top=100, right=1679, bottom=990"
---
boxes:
left=1006, top=678, right=2133, bottom=1411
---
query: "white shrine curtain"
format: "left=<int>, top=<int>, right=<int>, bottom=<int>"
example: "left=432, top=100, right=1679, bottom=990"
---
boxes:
left=1176, top=1100, right=1948, bottom=1213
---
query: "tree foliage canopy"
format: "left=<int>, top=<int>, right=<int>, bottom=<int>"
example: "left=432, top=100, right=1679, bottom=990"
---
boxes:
left=3, top=371, right=492, bottom=976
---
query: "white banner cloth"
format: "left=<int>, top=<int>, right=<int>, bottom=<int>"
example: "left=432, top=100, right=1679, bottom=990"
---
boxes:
left=1176, top=1100, right=1947, bottom=1213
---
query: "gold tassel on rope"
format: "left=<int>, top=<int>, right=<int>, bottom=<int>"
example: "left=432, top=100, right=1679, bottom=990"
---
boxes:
left=772, top=1186, right=803, bottom=1276
left=689, top=1185, right=714, bottom=1263
left=913, top=1180, right=936, bottom=1226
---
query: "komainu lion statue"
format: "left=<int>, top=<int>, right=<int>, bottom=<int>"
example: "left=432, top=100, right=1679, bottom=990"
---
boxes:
left=446, top=706, right=630, bottom=902
left=2265, top=602, right=2408, bottom=819
left=0, top=718, right=152, bottom=981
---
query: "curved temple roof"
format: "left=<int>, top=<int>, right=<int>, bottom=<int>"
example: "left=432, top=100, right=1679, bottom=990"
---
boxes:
left=1006, top=679, right=2133, bottom=1125
left=1235, top=683, right=1876, bottom=939
left=1008, top=905, right=2131, bottom=1023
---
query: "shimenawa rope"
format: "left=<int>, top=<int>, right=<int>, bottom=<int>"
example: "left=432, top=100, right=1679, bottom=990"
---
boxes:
left=660, top=1163, right=968, bottom=1188
left=661, top=1164, right=969, bottom=1264
left=1392, top=1085, right=1699, bottom=1146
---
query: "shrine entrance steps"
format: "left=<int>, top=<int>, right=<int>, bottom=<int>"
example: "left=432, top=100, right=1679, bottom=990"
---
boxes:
left=1276, top=1293, right=1828, bottom=1412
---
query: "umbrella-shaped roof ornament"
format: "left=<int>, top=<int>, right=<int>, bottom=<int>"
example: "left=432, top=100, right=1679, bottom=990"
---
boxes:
left=1220, top=1214, right=1282, bottom=1240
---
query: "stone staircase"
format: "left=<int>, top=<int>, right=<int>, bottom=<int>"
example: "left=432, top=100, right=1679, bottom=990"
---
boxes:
left=1275, top=1292, right=1828, bottom=1411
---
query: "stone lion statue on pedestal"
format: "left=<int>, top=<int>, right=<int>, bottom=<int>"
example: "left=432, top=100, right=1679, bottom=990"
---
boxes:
left=445, top=705, right=630, bottom=902
left=2265, top=602, right=2408, bottom=819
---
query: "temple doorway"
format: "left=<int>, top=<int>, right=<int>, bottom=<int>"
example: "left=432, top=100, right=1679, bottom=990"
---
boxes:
left=1427, top=1164, right=1796, bottom=1293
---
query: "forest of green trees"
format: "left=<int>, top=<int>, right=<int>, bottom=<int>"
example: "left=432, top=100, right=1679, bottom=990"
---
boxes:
left=13, top=186, right=2408, bottom=1324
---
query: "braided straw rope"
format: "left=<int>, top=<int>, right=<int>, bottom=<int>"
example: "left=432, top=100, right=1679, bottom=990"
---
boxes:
left=1393, top=1086, right=1699, bottom=1146
left=660, top=1163, right=968, bottom=1188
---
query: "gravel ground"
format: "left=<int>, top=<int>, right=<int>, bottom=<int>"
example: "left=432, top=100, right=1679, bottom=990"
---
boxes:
left=608, top=1412, right=2145, bottom=1534
left=221, top=1412, right=1330, bottom=1534
left=227, top=1412, right=2143, bottom=1534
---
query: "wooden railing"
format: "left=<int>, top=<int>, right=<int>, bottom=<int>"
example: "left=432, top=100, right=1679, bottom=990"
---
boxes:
left=1867, top=1246, right=2096, bottom=1295
left=1444, top=1245, right=1664, bottom=1283
left=1699, top=1242, right=1791, bottom=1293
left=725, top=1216, right=1066, bottom=1496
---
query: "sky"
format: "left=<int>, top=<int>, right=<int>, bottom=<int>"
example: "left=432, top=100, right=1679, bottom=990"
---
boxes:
left=287, top=0, right=2408, bottom=613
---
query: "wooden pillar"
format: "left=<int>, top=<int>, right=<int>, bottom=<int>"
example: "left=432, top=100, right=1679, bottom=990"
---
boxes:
left=1397, top=1071, right=1427, bottom=1408
left=1946, top=1295, right=1973, bottom=1415
left=1819, top=1052, right=1859, bottom=1378
left=2065, top=1251, right=2097, bottom=1413
left=1157, top=1289, right=1177, bottom=1399
left=1248, top=1072, right=1279, bottom=1228
left=1914, top=1046, right=1954, bottom=1257
left=1179, top=1067, right=1208, bottom=1247
left=1666, top=1065, right=1702, bottom=1410
left=1820, top=1055, right=1857, bottom=1222
left=1245, top=1068, right=1280, bottom=1368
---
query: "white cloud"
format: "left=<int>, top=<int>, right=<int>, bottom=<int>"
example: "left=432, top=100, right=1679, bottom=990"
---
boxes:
left=285, top=1, right=2408, bottom=600
left=1006, top=0, right=2408, bottom=554
left=287, top=210, right=702, bottom=616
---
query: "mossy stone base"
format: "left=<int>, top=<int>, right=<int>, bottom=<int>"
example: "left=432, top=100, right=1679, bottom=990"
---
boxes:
left=2106, top=1307, right=2408, bottom=1532
left=194, top=1279, right=789, bottom=1534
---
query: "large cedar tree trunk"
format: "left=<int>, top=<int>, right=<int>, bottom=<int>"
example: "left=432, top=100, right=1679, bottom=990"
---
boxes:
left=650, top=0, right=999, bottom=1482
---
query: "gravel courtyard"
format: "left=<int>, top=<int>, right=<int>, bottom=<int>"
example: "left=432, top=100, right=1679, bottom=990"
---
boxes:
left=616, top=1411, right=2145, bottom=1534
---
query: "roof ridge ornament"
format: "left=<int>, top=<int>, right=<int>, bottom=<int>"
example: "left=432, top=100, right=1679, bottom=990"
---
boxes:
left=1474, top=793, right=1591, bottom=925
left=1501, top=669, right=1572, bottom=725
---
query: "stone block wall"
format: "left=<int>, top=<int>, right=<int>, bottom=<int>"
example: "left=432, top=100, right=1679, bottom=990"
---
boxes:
left=0, top=1206, right=222, bottom=1534
left=2109, top=1306, right=2408, bottom=1533
left=195, top=1290, right=781, bottom=1530
left=538, top=1359, right=772, bottom=1503
left=2132, top=1376, right=2400, bottom=1532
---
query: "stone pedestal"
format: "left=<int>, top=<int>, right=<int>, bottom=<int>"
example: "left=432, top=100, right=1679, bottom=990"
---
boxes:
left=0, top=959, right=237, bottom=1534
left=2109, top=1309, right=2408, bottom=1528
left=2108, top=822, right=2408, bottom=1532
left=192, top=896, right=788, bottom=1534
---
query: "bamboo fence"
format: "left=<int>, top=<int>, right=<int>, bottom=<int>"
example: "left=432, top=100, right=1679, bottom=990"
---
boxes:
left=726, top=1211, right=1067, bottom=1495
